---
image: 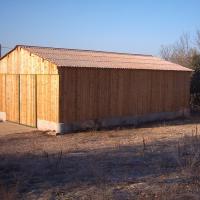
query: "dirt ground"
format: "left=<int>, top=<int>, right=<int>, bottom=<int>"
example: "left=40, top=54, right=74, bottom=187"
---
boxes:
left=1, top=117, right=200, bottom=199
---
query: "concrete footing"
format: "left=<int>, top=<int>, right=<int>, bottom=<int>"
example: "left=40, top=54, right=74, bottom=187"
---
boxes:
left=0, top=112, right=6, bottom=121
left=37, top=119, right=65, bottom=133
left=1, top=109, right=190, bottom=133
left=36, top=108, right=190, bottom=134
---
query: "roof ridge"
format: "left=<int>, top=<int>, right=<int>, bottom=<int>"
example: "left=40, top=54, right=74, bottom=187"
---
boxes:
left=40, top=57, right=176, bottom=66
left=18, top=44, right=153, bottom=57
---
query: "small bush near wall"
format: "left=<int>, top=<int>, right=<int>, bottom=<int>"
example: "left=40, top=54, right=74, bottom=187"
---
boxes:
left=190, top=54, right=200, bottom=112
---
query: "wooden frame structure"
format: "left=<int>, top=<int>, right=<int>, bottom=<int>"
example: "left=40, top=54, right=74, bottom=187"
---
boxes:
left=0, top=45, right=192, bottom=133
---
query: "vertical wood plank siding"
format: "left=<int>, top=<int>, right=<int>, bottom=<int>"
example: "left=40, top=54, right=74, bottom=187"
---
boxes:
left=6, top=75, right=20, bottom=123
left=0, top=47, right=59, bottom=125
left=60, top=68, right=191, bottom=124
left=0, top=74, right=6, bottom=112
left=20, top=75, right=36, bottom=127
left=0, top=47, right=58, bottom=74
left=37, top=75, right=59, bottom=123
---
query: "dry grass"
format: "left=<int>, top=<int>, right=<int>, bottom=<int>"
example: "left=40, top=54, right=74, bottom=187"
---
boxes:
left=1, top=117, right=200, bottom=199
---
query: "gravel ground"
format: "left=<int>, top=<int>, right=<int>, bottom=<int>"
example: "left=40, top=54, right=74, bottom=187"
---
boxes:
left=1, top=117, right=200, bottom=199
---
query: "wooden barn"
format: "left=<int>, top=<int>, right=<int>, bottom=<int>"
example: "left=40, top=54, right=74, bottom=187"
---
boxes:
left=0, top=45, right=192, bottom=133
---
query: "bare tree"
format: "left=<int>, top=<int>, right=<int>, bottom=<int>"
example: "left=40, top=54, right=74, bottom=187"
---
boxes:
left=160, top=44, right=173, bottom=61
left=196, top=30, right=200, bottom=50
left=160, top=33, right=197, bottom=68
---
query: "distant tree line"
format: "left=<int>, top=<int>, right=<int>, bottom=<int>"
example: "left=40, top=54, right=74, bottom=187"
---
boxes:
left=160, top=30, right=200, bottom=111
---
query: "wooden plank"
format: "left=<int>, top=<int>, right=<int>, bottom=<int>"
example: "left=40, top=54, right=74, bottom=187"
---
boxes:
left=20, top=75, right=36, bottom=127
left=37, top=75, right=59, bottom=123
left=6, top=75, right=19, bottom=123
left=0, top=75, right=6, bottom=112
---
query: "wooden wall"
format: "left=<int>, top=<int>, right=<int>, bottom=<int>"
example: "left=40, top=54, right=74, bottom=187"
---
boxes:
left=0, top=74, right=6, bottom=112
left=0, top=47, right=58, bottom=74
left=6, top=75, right=20, bottom=123
left=60, top=68, right=191, bottom=123
left=0, top=47, right=60, bottom=126
left=20, top=75, right=36, bottom=127
left=37, top=75, right=59, bottom=123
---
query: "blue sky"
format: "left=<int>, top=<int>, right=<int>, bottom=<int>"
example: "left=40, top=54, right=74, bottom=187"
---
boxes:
left=1, top=0, right=200, bottom=56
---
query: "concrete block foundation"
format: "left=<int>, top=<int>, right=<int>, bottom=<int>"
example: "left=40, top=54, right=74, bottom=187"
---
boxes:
left=36, top=108, right=190, bottom=134
left=0, top=112, right=6, bottom=121
left=37, top=119, right=65, bottom=133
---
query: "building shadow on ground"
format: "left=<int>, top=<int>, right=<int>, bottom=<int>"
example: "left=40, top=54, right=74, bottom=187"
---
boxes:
left=0, top=132, right=197, bottom=199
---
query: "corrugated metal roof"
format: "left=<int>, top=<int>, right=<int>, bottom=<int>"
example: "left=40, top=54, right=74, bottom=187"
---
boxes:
left=18, top=45, right=192, bottom=71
